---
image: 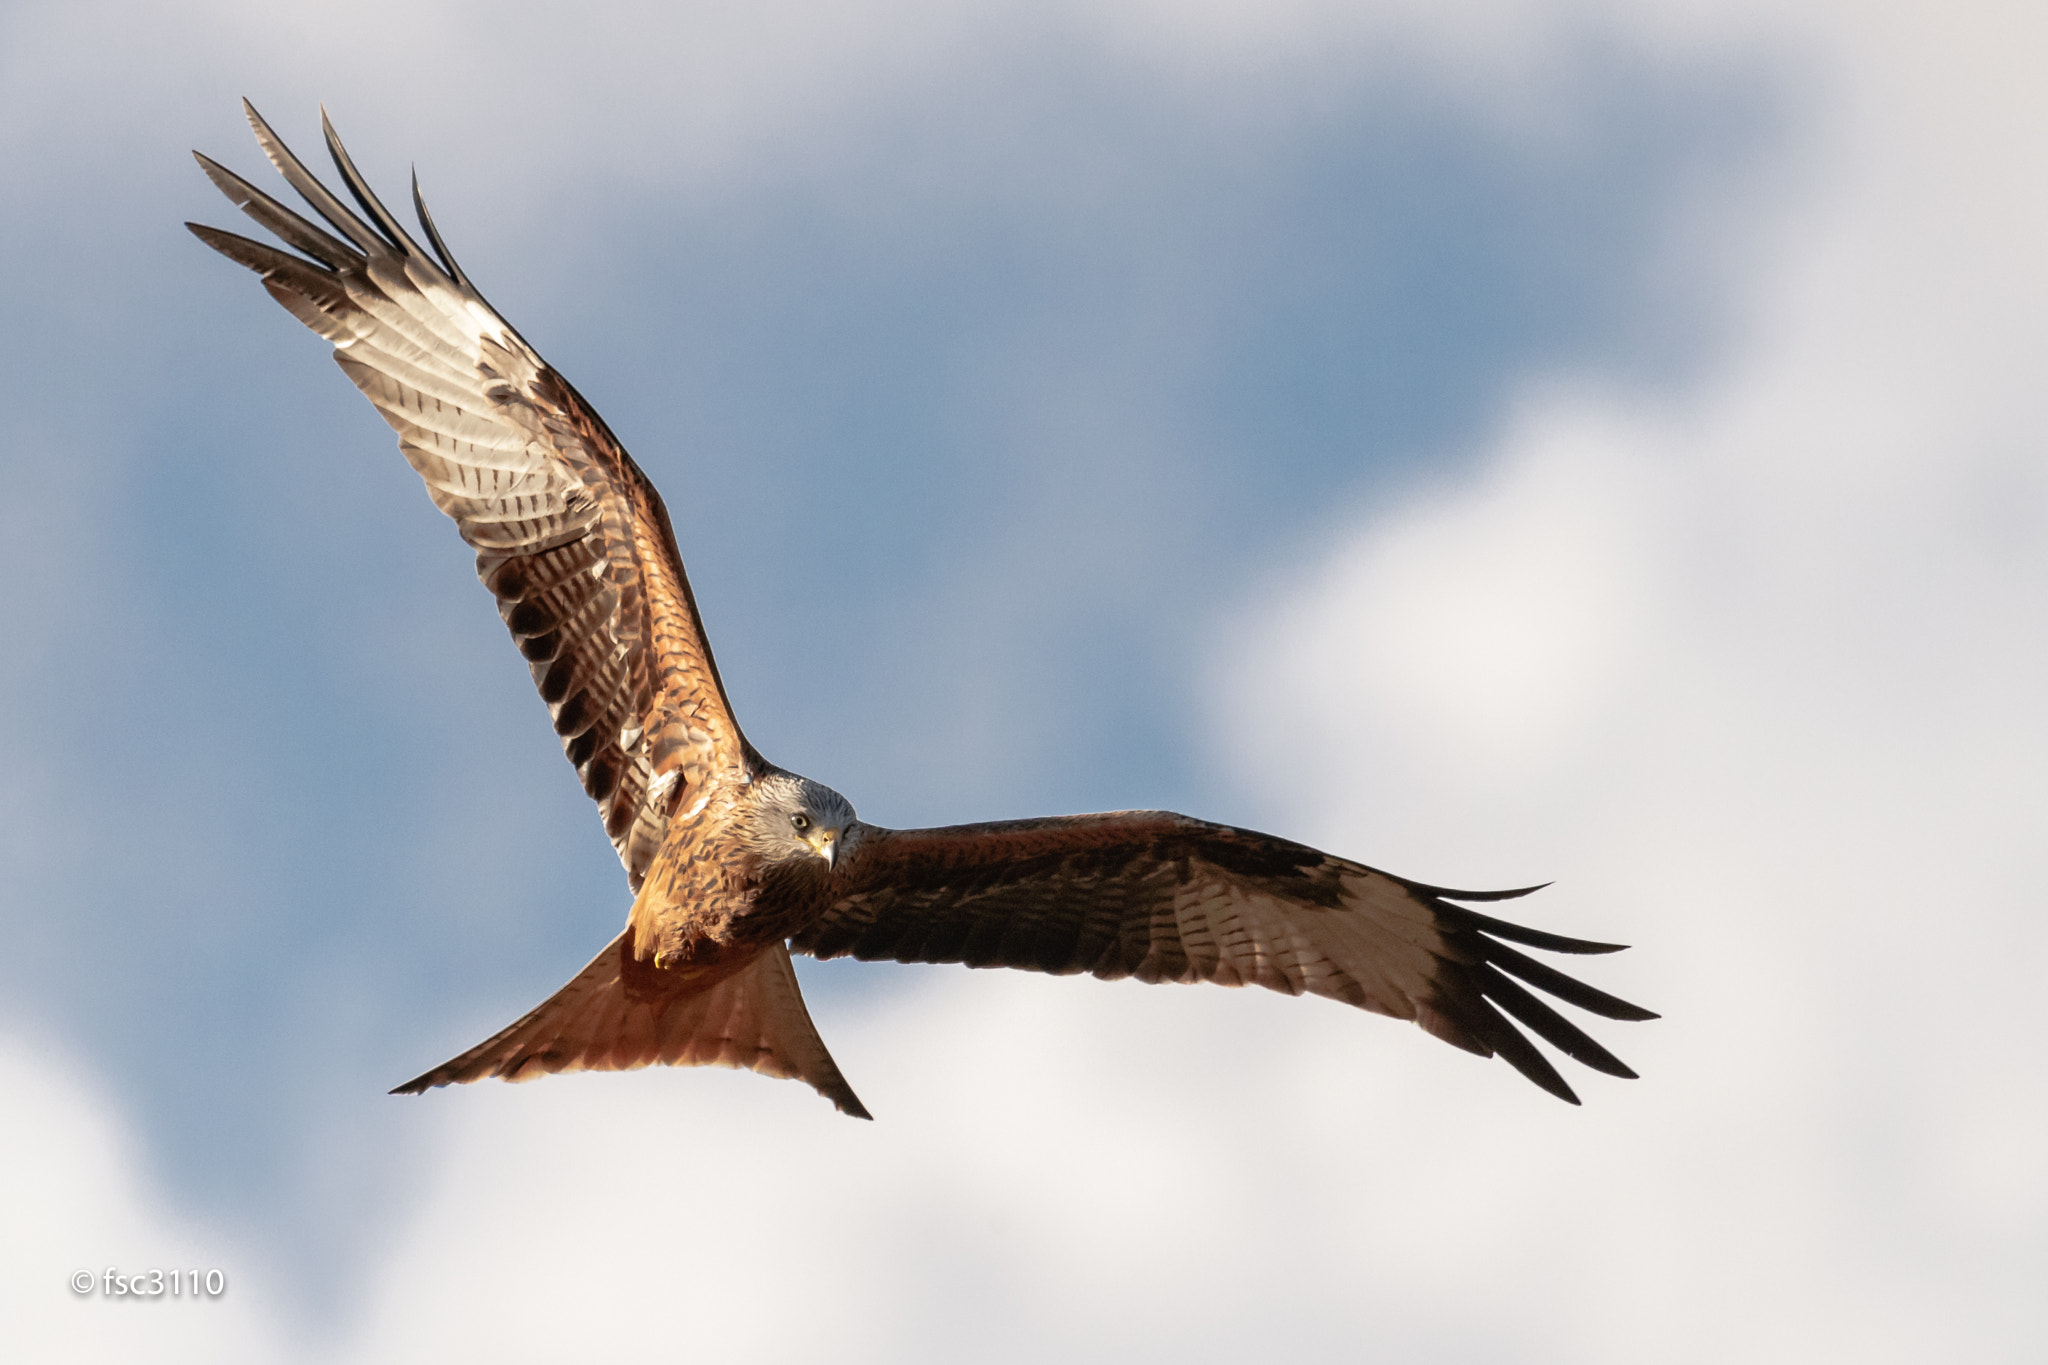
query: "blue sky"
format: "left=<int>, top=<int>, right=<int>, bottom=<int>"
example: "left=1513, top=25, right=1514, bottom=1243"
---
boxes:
left=5, top=2, right=2046, bottom=1360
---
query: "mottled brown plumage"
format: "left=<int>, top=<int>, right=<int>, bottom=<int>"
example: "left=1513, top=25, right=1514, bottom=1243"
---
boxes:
left=191, top=104, right=1654, bottom=1120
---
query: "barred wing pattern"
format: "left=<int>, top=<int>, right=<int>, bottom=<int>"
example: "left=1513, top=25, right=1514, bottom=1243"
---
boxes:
left=189, top=104, right=748, bottom=890
left=797, top=812, right=1656, bottom=1102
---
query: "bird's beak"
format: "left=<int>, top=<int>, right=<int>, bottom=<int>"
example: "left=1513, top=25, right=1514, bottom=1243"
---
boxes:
left=807, top=828, right=838, bottom=870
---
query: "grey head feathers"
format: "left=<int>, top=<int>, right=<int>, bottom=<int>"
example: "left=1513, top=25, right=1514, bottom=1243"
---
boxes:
left=744, top=770, right=858, bottom=867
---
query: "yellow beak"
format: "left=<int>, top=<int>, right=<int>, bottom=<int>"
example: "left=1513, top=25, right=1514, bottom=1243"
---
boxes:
left=806, top=828, right=838, bottom=869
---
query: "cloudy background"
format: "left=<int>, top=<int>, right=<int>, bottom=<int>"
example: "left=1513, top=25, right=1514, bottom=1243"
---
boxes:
left=4, top=0, right=2044, bottom=1359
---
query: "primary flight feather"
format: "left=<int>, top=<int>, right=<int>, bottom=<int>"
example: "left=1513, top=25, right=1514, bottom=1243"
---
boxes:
left=190, top=103, right=1655, bottom=1119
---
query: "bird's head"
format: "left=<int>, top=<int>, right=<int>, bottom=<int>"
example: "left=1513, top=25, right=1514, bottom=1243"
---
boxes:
left=743, top=769, right=858, bottom=871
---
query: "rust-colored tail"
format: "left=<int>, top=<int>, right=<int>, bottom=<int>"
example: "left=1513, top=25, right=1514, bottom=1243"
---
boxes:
left=391, top=935, right=870, bottom=1118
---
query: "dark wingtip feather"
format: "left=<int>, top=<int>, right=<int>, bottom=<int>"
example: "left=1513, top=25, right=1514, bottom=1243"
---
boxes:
left=1481, top=938, right=1659, bottom=1022
left=1478, top=1002, right=1583, bottom=1104
left=185, top=221, right=297, bottom=275
left=185, top=220, right=250, bottom=264
left=1447, top=902, right=1631, bottom=955
left=241, top=97, right=278, bottom=145
left=1479, top=965, right=1640, bottom=1080
left=191, top=150, right=243, bottom=200
left=239, top=100, right=388, bottom=256
left=410, top=167, right=474, bottom=290
left=1413, top=880, right=1551, bottom=903
left=1409, top=882, right=1656, bottom=1097
left=320, top=105, right=428, bottom=260
left=191, top=151, right=356, bottom=270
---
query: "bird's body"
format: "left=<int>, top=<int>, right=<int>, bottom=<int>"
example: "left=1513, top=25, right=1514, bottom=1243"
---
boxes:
left=191, top=103, right=1654, bottom=1120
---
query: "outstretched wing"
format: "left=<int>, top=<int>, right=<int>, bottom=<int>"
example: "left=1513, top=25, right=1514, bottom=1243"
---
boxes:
left=795, top=811, right=1656, bottom=1103
left=189, top=103, right=751, bottom=890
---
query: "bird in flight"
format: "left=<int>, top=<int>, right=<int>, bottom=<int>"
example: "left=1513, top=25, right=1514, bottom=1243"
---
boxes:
left=190, top=103, right=1655, bottom=1119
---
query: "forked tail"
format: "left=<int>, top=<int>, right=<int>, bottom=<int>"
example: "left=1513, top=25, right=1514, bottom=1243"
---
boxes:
left=391, top=934, right=870, bottom=1118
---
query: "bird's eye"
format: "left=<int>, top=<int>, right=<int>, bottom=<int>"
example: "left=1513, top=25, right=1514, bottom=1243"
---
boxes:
left=790, top=813, right=811, bottom=832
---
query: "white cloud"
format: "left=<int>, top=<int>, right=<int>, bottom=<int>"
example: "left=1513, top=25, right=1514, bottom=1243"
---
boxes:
left=1232, top=405, right=1660, bottom=791
left=0, top=1036, right=280, bottom=1365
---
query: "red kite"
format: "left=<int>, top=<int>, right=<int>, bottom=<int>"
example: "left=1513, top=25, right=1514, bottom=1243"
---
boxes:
left=191, top=104, right=1653, bottom=1118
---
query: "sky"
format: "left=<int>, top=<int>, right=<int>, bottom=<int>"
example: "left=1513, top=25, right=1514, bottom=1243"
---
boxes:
left=3, top=0, right=2044, bottom=1360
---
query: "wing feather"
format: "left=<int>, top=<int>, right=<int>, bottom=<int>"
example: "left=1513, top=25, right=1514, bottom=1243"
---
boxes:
left=191, top=103, right=752, bottom=890
left=797, top=811, right=1655, bottom=1103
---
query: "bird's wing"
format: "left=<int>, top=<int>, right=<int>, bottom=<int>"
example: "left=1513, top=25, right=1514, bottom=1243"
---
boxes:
left=795, top=811, right=1655, bottom=1103
left=189, top=103, right=751, bottom=890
